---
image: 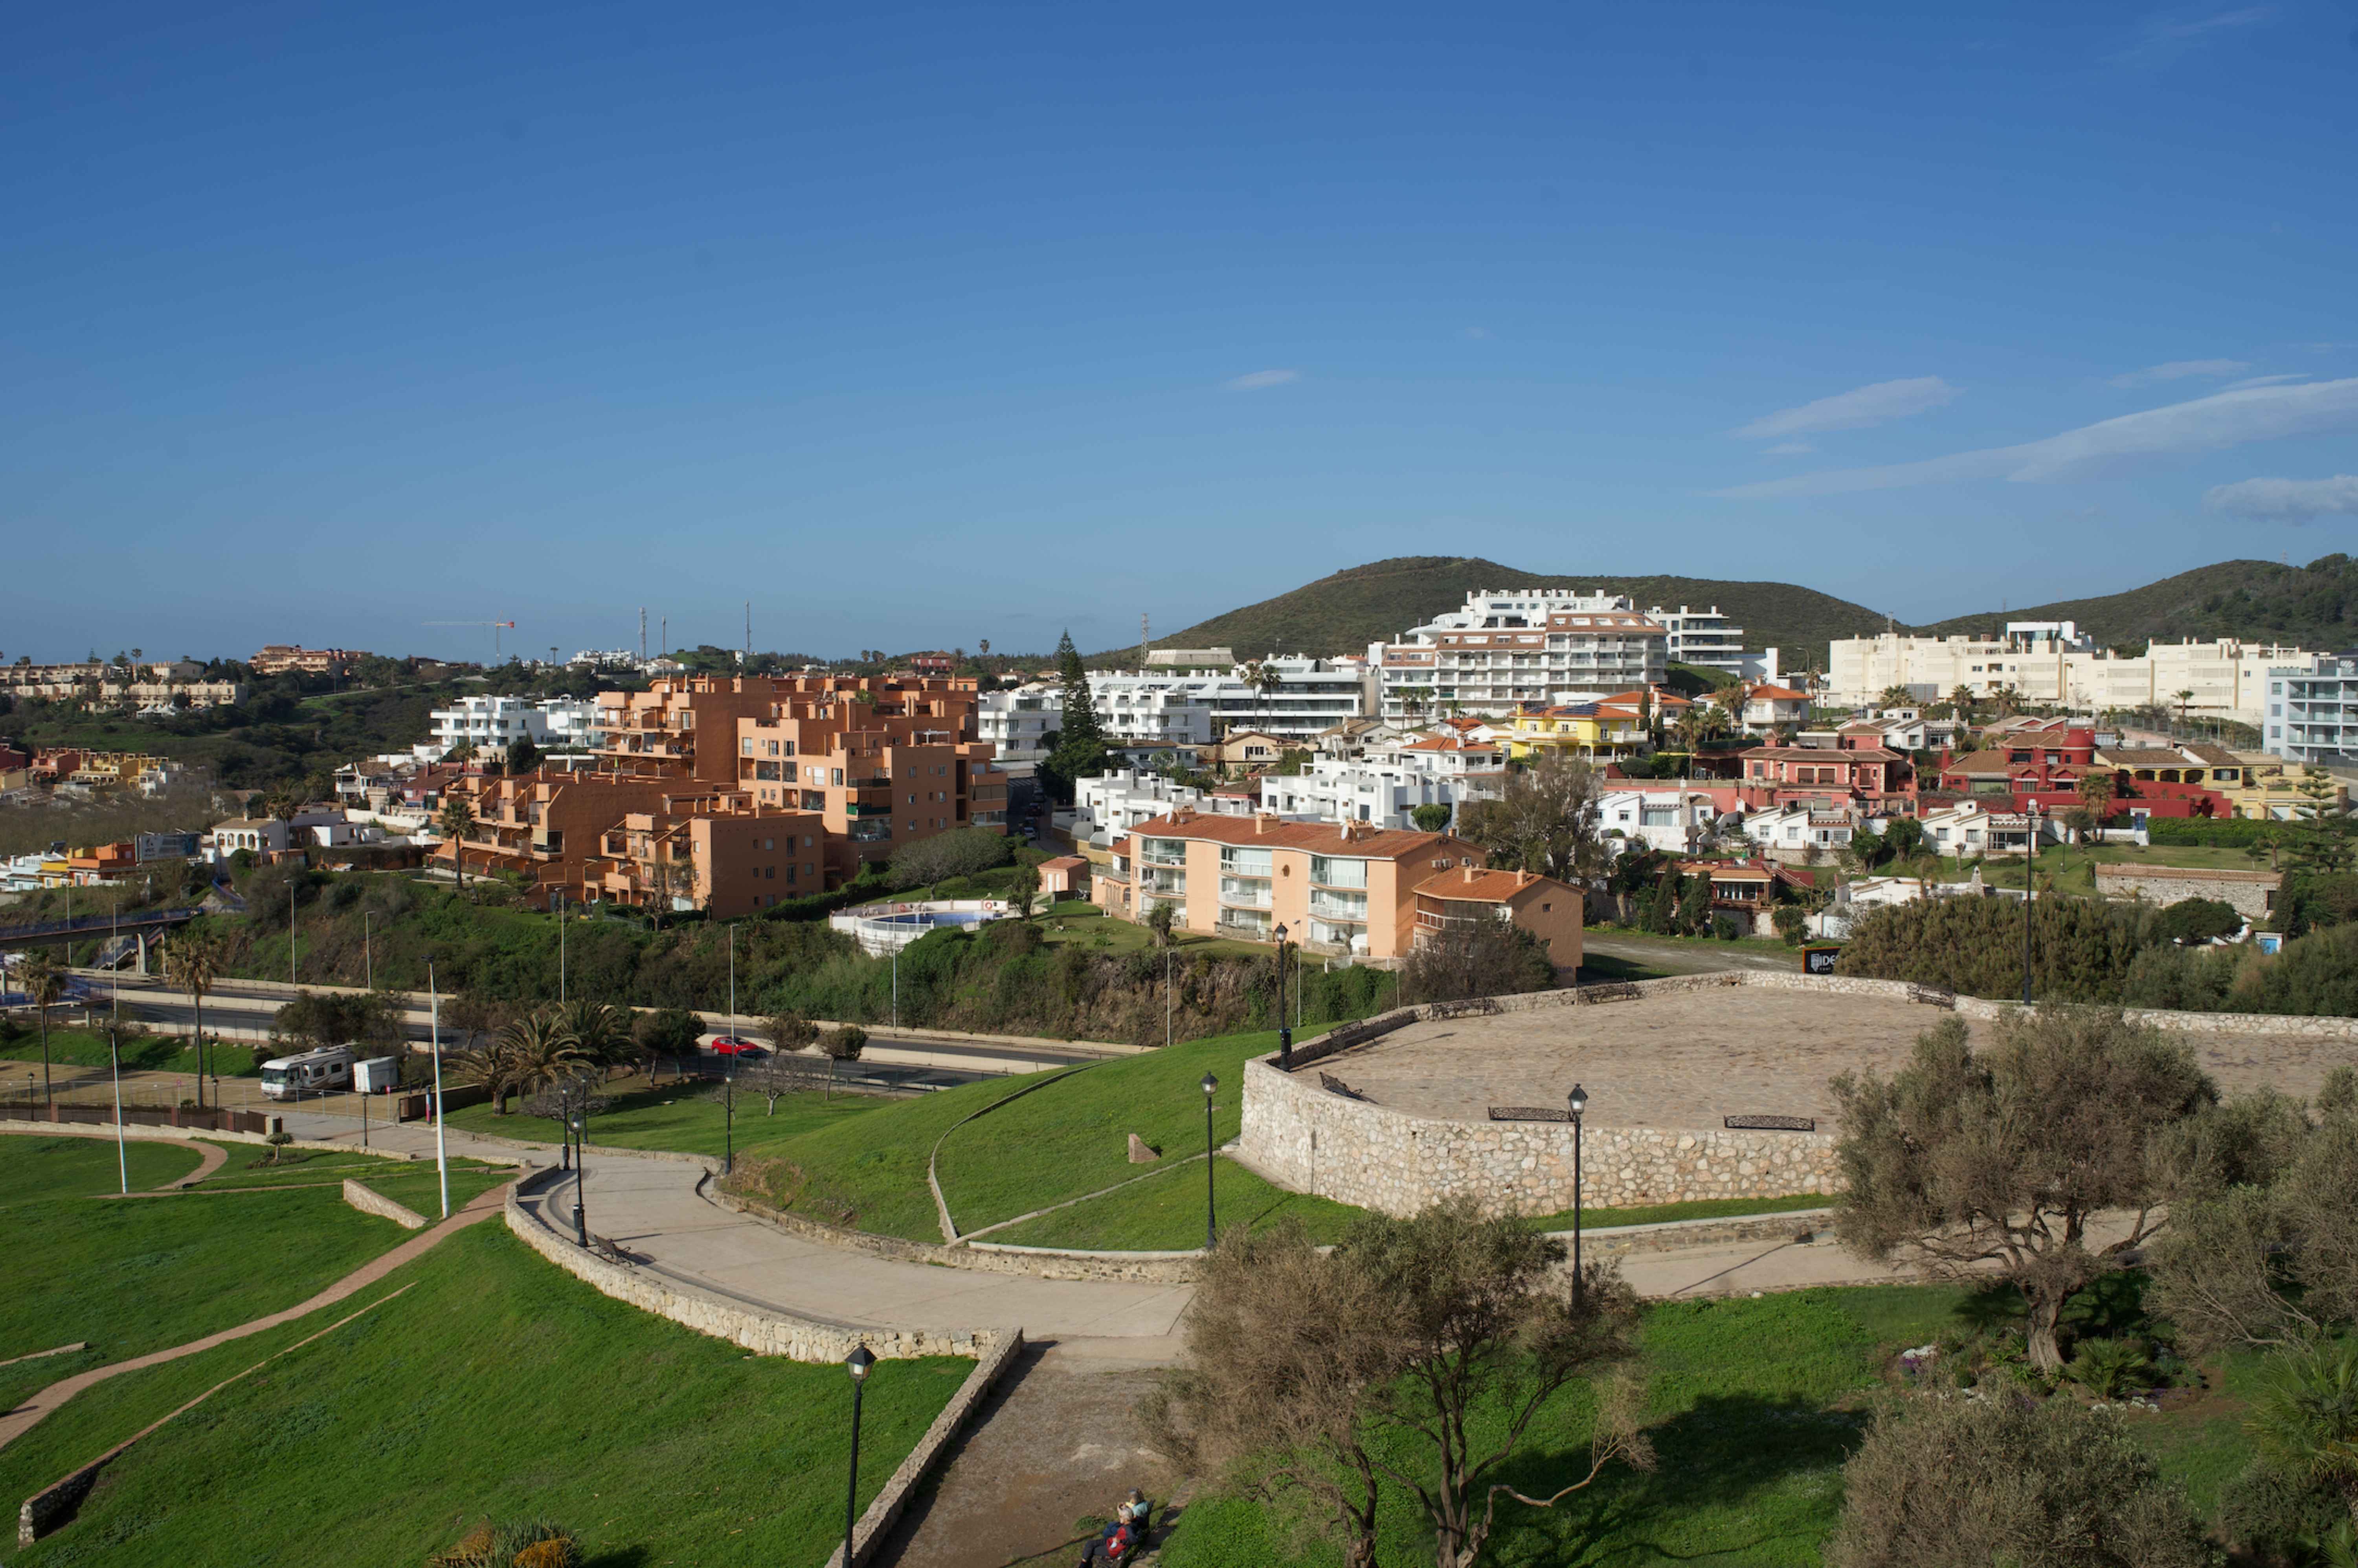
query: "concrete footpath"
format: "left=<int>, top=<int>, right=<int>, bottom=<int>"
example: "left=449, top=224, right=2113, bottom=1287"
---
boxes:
left=285, top=1110, right=1915, bottom=1348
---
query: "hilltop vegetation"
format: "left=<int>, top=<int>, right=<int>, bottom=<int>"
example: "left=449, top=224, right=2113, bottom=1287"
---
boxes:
left=1916, top=554, right=2358, bottom=650
left=1115, top=556, right=1889, bottom=666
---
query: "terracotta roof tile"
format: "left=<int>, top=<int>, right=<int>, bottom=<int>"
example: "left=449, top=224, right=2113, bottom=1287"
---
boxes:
left=1128, top=812, right=1468, bottom=861
left=1413, top=867, right=1567, bottom=902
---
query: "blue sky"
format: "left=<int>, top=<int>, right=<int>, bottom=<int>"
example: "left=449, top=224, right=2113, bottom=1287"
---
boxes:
left=4, top=1, right=2355, bottom=664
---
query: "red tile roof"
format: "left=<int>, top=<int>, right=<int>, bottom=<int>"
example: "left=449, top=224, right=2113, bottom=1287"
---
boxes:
left=1128, top=811, right=1473, bottom=862
left=1414, top=867, right=1562, bottom=902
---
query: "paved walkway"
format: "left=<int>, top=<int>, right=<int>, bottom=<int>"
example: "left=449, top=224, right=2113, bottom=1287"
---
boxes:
left=0, top=1166, right=512, bottom=1454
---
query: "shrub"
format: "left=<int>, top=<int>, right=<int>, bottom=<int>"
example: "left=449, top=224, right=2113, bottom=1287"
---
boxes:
left=2153, top=896, right=2242, bottom=944
left=766, top=1012, right=818, bottom=1052
left=819, top=1024, right=868, bottom=1061
left=634, top=1008, right=704, bottom=1059
left=1773, top=905, right=1809, bottom=946
left=1825, top=1394, right=2209, bottom=1568
left=2065, top=1337, right=2153, bottom=1398
left=2214, top=1459, right=2350, bottom=1563
left=1834, top=896, right=2155, bottom=1002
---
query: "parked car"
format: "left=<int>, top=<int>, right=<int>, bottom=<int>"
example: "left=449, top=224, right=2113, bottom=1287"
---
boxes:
left=708, top=1036, right=768, bottom=1057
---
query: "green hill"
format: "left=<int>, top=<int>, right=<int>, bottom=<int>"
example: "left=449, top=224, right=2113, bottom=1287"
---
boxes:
left=1915, top=554, right=2358, bottom=652
left=1108, top=556, right=1893, bottom=668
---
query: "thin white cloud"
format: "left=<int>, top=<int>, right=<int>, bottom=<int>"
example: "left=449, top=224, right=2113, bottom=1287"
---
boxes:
left=1713, top=377, right=2358, bottom=501
left=1763, top=442, right=1815, bottom=456
left=2223, top=373, right=2309, bottom=391
left=2109, top=5, right=2274, bottom=67
left=1225, top=368, right=1300, bottom=391
left=2107, top=358, right=2251, bottom=388
left=1733, top=377, right=1958, bottom=440
left=2205, top=474, right=2358, bottom=521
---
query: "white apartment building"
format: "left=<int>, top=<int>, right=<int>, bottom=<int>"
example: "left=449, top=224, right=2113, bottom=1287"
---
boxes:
left=1645, top=605, right=1750, bottom=675
left=1255, top=734, right=1510, bottom=831
left=977, top=686, right=1061, bottom=769
left=1086, top=657, right=1375, bottom=743
left=2264, top=654, right=2358, bottom=764
left=1068, top=769, right=1260, bottom=847
left=428, top=695, right=603, bottom=756
left=1827, top=625, right=2308, bottom=725
left=1371, top=588, right=1667, bottom=719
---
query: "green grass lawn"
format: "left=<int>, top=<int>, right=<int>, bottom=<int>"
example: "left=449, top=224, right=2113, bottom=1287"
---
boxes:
left=984, top=1154, right=1366, bottom=1249
left=1583, top=925, right=1798, bottom=958
left=350, top=1163, right=514, bottom=1214
left=0, top=1137, right=414, bottom=1404
left=193, top=1146, right=500, bottom=1191
left=931, top=1030, right=1295, bottom=1235
left=986, top=1166, right=1831, bottom=1252
left=1156, top=1280, right=2263, bottom=1568
left=1033, top=901, right=1274, bottom=960
left=0, top=1027, right=267, bottom=1078
left=445, top=1078, right=889, bottom=1160
left=3, top=1223, right=971, bottom=1568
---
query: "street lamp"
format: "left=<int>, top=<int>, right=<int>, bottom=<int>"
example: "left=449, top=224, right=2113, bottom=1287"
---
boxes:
left=1273, top=923, right=1293, bottom=1070
left=1201, top=1071, right=1219, bottom=1250
left=843, top=1345, right=877, bottom=1568
left=571, top=1109, right=590, bottom=1248
left=1567, top=1083, right=1588, bottom=1307
left=2022, top=801, right=2043, bottom=1006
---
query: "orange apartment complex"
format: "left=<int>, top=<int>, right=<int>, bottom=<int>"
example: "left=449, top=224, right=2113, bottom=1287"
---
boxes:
left=430, top=673, right=1009, bottom=917
left=1091, top=807, right=1581, bottom=968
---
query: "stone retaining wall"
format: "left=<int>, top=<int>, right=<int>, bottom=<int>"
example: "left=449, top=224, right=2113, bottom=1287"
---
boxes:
left=1241, top=1056, right=1839, bottom=1218
left=503, top=1169, right=1007, bottom=1361
left=1238, top=969, right=2358, bottom=1217
left=340, top=1178, right=426, bottom=1230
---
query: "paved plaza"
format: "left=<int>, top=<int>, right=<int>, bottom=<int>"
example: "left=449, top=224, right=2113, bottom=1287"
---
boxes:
left=1317, top=989, right=2358, bottom=1133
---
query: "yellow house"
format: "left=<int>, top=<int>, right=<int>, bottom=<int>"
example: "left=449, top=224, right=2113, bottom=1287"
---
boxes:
left=1505, top=703, right=1649, bottom=762
left=2218, top=759, right=2349, bottom=820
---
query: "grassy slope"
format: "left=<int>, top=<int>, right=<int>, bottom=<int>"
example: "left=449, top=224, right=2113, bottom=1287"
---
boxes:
left=445, top=1080, right=888, bottom=1159
left=931, top=1030, right=1292, bottom=1234
left=0, top=1138, right=410, bottom=1397
left=0, top=1026, right=268, bottom=1078
left=6, top=1224, right=968, bottom=1568
left=1159, top=1282, right=2263, bottom=1568
left=1915, top=555, right=2358, bottom=648
left=1116, top=556, right=1892, bottom=665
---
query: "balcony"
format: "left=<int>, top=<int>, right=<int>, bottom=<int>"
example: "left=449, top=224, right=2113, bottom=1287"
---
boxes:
left=1309, top=890, right=1368, bottom=920
left=1218, top=877, right=1273, bottom=909
left=1139, top=870, right=1186, bottom=896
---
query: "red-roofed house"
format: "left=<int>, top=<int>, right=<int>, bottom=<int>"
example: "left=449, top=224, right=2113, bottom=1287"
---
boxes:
left=1738, top=684, right=1813, bottom=732
left=1094, top=808, right=1579, bottom=964
left=1410, top=865, right=1583, bottom=969
left=1738, top=744, right=1916, bottom=813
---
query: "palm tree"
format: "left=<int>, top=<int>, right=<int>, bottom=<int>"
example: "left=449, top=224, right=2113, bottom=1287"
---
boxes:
left=555, top=998, right=630, bottom=1069
left=2174, top=689, right=2196, bottom=738
left=263, top=786, right=301, bottom=826
left=437, top=798, right=477, bottom=898
left=163, top=931, right=222, bottom=1109
left=2248, top=1340, right=2358, bottom=1529
left=1877, top=684, right=1914, bottom=710
left=18, top=950, right=64, bottom=1107
left=455, top=1006, right=587, bottom=1115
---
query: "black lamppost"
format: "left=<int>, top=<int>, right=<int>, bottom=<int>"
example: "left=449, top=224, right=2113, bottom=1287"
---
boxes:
left=2021, top=801, right=2043, bottom=1006
left=843, top=1344, right=876, bottom=1568
left=1567, top=1083, right=1588, bottom=1307
left=571, top=1108, right=590, bottom=1248
left=1201, top=1071, right=1219, bottom=1250
left=1273, top=924, right=1293, bottom=1069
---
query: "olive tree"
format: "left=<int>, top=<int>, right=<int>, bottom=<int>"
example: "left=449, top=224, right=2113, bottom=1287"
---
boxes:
left=1142, top=1203, right=1648, bottom=1568
left=1829, top=1008, right=2215, bottom=1373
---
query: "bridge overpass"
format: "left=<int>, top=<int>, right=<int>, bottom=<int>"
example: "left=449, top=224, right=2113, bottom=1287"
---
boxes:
left=0, top=906, right=205, bottom=970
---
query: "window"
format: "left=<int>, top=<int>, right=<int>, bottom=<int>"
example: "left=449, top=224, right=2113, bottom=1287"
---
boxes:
left=1219, top=845, right=1272, bottom=876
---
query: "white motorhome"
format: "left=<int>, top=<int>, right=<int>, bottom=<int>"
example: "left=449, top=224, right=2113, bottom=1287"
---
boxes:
left=259, top=1045, right=356, bottom=1101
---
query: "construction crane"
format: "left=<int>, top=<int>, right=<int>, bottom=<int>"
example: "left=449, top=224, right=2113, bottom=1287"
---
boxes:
left=424, top=620, right=518, bottom=662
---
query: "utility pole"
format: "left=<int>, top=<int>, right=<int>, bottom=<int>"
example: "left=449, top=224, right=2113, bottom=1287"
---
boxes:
left=744, top=601, right=751, bottom=667
left=1140, top=612, right=1150, bottom=669
left=639, top=608, right=647, bottom=664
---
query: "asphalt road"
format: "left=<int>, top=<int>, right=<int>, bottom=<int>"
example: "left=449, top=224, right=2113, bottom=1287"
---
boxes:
left=77, top=974, right=1111, bottom=1087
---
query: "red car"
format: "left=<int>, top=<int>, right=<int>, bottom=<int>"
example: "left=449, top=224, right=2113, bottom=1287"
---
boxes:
left=708, top=1036, right=768, bottom=1057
